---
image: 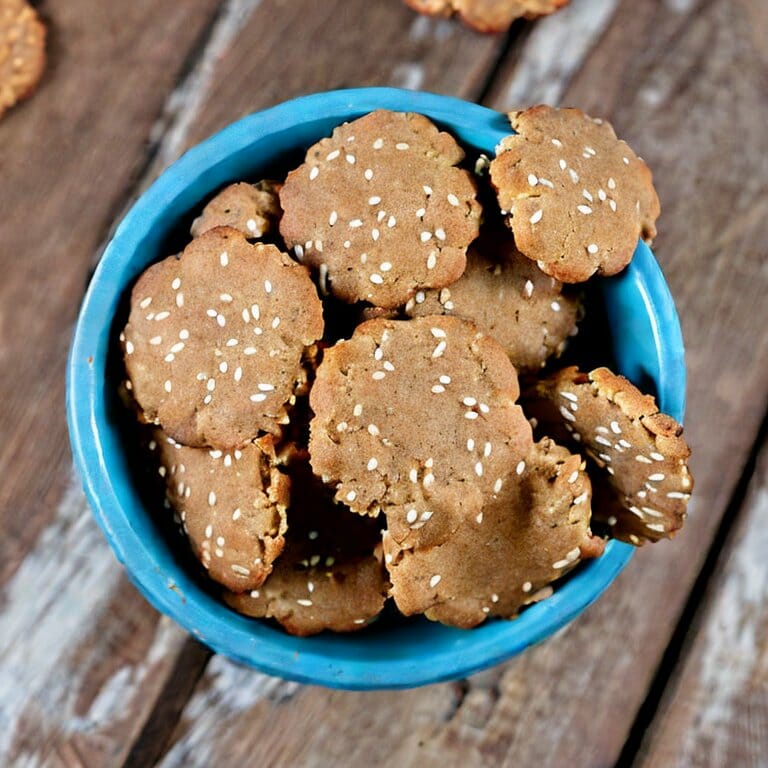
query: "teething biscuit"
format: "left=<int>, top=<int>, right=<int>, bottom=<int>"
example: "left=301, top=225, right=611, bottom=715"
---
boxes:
left=123, top=227, right=324, bottom=448
left=190, top=180, right=282, bottom=240
left=383, top=438, right=602, bottom=628
left=152, top=430, right=288, bottom=592
left=309, top=316, right=533, bottom=553
left=523, top=366, right=693, bottom=544
left=224, top=461, right=388, bottom=635
left=0, top=0, right=45, bottom=118
left=490, top=106, right=660, bottom=283
left=405, top=227, right=579, bottom=372
left=279, top=110, right=482, bottom=308
left=403, top=0, right=569, bottom=32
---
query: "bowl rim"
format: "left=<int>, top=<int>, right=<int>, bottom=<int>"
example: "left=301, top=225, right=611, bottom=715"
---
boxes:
left=67, top=87, right=685, bottom=689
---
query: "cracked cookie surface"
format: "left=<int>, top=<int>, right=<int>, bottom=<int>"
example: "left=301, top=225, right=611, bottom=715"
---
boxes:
left=490, top=106, right=660, bottom=283
left=523, top=366, right=692, bottom=544
left=279, top=110, right=482, bottom=309
left=123, top=227, right=324, bottom=448
left=384, top=438, right=602, bottom=628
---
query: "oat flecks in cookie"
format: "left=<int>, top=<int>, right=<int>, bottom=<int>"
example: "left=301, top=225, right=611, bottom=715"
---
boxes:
left=190, top=180, right=282, bottom=240
left=384, top=438, right=603, bottom=628
left=223, top=462, right=388, bottom=636
left=405, top=227, right=580, bottom=373
left=152, top=429, right=289, bottom=593
left=403, top=0, right=569, bottom=32
left=309, top=316, right=533, bottom=545
left=0, top=0, right=46, bottom=118
left=490, top=106, right=660, bottom=283
left=123, top=227, right=324, bottom=449
left=523, top=366, right=693, bottom=545
left=279, top=110, right=482, bottom=309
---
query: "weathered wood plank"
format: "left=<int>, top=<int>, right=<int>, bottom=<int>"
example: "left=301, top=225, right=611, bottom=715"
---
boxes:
left=156, top=1, right=768, bottom=766
left=635, top=433, right=768, bottom=767
left=0, top=0, right=222, bottom=591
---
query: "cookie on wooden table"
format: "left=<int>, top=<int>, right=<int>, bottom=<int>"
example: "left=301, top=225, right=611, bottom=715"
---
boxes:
left=403, top=0, right=570, bottom=32
left=405, top=227, right=580, bottom=373
left=0, top=0, right=45, bottom=118
left=224, top=462, right=388, bottom=636
left=383, top=437, right=603, bottom=628
left=279, top=110, right=482, bottom=309
left=309, top=316, right=533, bottom=553
left=490, top=106, right=660, bottom=283
left=123, top=227, right=324, bottom=449
left=523, top=366, right=693, bottom=544
left=190, top=180, right=282, bottom=240
left=151, top=430, right=289, bottom=593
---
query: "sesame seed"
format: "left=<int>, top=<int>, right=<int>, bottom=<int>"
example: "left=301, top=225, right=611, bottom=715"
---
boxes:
left=439, top=375, right=451, bottom=385
left=559, top=159, right=567, bottom=170
left=396, top=142, right=409, bottom=150
left=530, top=209, right=543, bottom=224
left=577, top=205, right=593, bottom=215
left=373, top=138, right=384, bottom=149
left=208, top=491, right=217, bottom=506
left=365, top=169, right=374, bottom=180
left=585, top=146, right=597, bottom=156
left=367, top=457, right=378, bottom=471
left=474, top=461, right=484, bottom=477
left=551, top=301, right=561, bottom=312
left=349, top=219, right=363, bottom=229
left=484, top=442, right=492, bottom=458
left=559, top=405, right=576, bottom=422
left=423, top=472, right=435, bottom=487
left=164, top=380, right=172, bottom=393
left=588, top=243, right=599, bottom=254
left=646, top=523, right=665, bottom=533
left=383, top=361, right=395, bottom=372
left=650, top=452, right=665, bottom=461
left=516, top=460, right=526, bottom=476
left=346, top=490, right=357, bottom=502
left=573, top=492, right=588, bottom=505
left=598, top=188, right=607, bottom=201
left=426, top=253, right=437, bottom=270
left=372, top=370, right=386, bottom=380
left=423, top=185, right=433, bottom=196
left=415, top=208, right=426, bottom=218
left=420, top=231, right=432, bottom=243
left=328, top=210, right=338, bottom=226
left=595, top=435, right=612, bottom=447
left=250, top=393, right=267, bottom=402
left=264, top=280, right=272, bottom=294
left=353, top=404, right=363, bottom=416
left=326, top=149, right=340, bottom=161
left=429, top=574, right=441, bottom=588
left=553, top=559, right=570, bottom=569
left=150, top=336, right=162, bottom=345
left=220, top=251, right=229, bottom=267
left=387, top=215, right=396, bottom=228
left=346, top=153, right=356, bottom=164
left=649, top=473, right=666, bottom=482
left=465, top=411, right=478, bottom=420
left=409, top=468, right=418, bottom=483
left=125, top=340, right=135, bottom=355
left=636, top=455, right=653, bottom=464
left=309, top=166, right=319, bottom=180
left=271, top=317, right=281, bottom=329
left=406, top=509, right=418, bottom=524
left=667, top=491, right=689, bottom=499
left=447, top=193, right=459, bottom=206
left=216, top=314, right=226, bottom=327
left=139, top=297, right=152, bottom=309
left=610, top=199, right=618, bottom=212
left=435, top=228, right=446, bottom=241
left=369, top=273, right=384, bottom=285
left=203, top=394, right=212, bottom=404
left=432, top=340, right=447, bottom=357
left=527, top=173, right=538, bottom=186
left=297, top=599, right=313, bottom=607
left=367, top=423, right=380, bottom=436
left=206, top=378, right=216, bottom=392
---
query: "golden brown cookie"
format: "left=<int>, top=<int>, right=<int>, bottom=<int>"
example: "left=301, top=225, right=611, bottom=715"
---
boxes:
left=0, top=0, right=45, bottom=118
left=190, top=180, right=282, bottom=240
left=151, top=429, right=289, bottom=593
left=403, top=0, right=569, bottom=31
left=309, top=316, right=533, bottom=545
left=405, top=227, right=580, bottom=372
left=279, top=110, right=482, bottom=309
left=224, top=461, right=388, bottom=636
left=490, top=106, right=660, bottom=283
left=123, top=227, right=324, bottom=449
left=523, top=366, right=693, bottom=544
left=383, top=438, right=603, bottom=628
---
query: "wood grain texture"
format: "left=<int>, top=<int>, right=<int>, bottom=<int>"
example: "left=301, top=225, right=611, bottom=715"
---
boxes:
left=635, top=435, right=768, bottom=768
left=157, top=1, right=768, bottom=766
left=0, top=0, right=222, bottom=591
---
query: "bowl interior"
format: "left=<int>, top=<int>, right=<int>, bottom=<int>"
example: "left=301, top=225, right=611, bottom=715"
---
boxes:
left=67, top=88, right=685, bottom=689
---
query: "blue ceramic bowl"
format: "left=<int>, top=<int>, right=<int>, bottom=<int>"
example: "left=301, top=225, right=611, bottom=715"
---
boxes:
left=67, top=88, right=686, bottom=689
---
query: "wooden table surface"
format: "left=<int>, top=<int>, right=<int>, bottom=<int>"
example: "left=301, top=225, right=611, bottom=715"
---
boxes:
left=1, top=1, right=767, bottom=765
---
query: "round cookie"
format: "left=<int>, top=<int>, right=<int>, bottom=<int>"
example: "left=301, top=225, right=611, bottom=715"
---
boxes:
left=0, top=0, right=45, bottom=118
left=405, top=228, right=580, bottom=373
left=190, top=180, right=282, bottom=240
left=383, top=438, right=603, bottom=628
left=309, top=316, right=533, bottom=545
left=522, top=366, right=693, bottom=544
left=490, top=106, right=660, bottom=283
left=403, top=0, right=570, bottom=32
left=123, top=227, right=324, bottom=449
left=223, top=462, right=388, bottom=636
left=151, top=430, right=289, bottom=593
left=279, top=110, right=482, bottom=309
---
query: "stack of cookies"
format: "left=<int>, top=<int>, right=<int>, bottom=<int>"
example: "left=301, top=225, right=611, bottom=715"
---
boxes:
left=120, top=106, right=692, bottom=635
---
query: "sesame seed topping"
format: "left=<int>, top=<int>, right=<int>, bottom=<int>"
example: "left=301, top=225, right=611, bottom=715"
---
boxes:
left=250, top=393, right=267, bottom=402
left=636, top=455, right=653, bottom=464
left=559, top=159, right=567, bottom=170
left=516, top=460, right=526, bottom=476
left=435, top=228, right=446, bottom=241
left=373, top=138, right=384, bottom=149
left=326, top=149, right=340, bottom=161
left=353, top=404, right=363, bottom=416
left=447, top=193, right=459, bottom=206
left=423, top=185, right=433, bottom=196
left=346, top=153, right=356, bottom=164
left=420, top=231, right=432, bottom=243
left=370, top=273, right=384, bottom=285
left=409, top=468, right=418, bottom=483
left=216, top=314, right=226, bottom=327
left=573, top=492, right=588, bottom=505
left=208, top=491, right=217, bottom=506
left=364, top=169, right=374, bottom=180
left=577, top=204, right=593, bottom=215
left=309, top=166, right=319, bottom=180
left=346, top=490, right=357, bottom=502
left=429, top=574, right=441, bottom=588
left=406, top=509, right=418, bottom=524
left=426, top=253, right=437, bottom=270
left=297, top=599, right=313, bottom=607
left=465, top=411, right=478, bottom=420
left=372, top=370, right=386, bottom=380
left=164, top=380, right=172, bottom=393
left=328, top=210, right=338, bottom=226
left=415, top=207, right=426, bottom=218
left=530, top=209, right=543, bottom=225
left=150, top=336, right=162, bottom=345
left=527, top=173, right=538, bottom=186
left=367, top=457, right=378, bottom=471
left=219, top=251, right=229, bottom=267
left=649, top=473, right=666, bottom=482
left=264, top=280, right=272, bottom=294
left=650, top=452, right=665, bottom=461
left=551, top=301, right=561, bottom=312
left=432, top=340, right=446, bottom=357
left=559, top=405, right=576, bottom=422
